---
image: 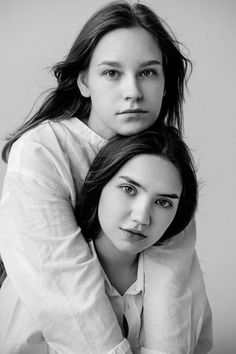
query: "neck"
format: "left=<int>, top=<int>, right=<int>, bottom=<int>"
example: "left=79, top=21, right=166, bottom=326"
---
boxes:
left=94, top=235, right=137, bottom=269
left=94, top=234, right=138, bottom=295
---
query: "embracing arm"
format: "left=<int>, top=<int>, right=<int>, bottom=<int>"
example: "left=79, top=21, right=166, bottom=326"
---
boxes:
left=193, top=298, right=213, bottom=354
left=139, top=219, right=212, bottom=354
left=0, top=138, right=131, bottom=353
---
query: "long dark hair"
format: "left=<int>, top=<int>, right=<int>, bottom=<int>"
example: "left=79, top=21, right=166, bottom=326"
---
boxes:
left=76, top=124, right=198, bottom=244
left=2, top=0, right=192, bottom=162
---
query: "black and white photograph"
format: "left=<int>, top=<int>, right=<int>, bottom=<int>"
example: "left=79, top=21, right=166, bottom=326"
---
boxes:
left=0, top=1, right=235, bottom=353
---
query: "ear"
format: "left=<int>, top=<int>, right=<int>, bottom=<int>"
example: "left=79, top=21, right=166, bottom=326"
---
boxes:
left=77, top=71, right=90, bottom=97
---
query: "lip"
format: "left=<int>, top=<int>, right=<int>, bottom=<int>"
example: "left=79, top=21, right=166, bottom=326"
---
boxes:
left=118, top=109, right=147, bottom=115
left=120, top=228, right=147, bottom=240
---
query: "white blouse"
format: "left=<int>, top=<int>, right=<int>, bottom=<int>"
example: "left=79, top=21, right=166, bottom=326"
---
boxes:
left=0, top=118, right=212, bottom=353
left=94, top=242, right=144, bottom=354
left=0, top=118, right=130, bottom=353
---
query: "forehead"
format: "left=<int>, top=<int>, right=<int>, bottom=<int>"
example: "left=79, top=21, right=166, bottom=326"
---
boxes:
left=90, top=27, right=162, bottom=65
left=111, top=154, right=182, bottom=194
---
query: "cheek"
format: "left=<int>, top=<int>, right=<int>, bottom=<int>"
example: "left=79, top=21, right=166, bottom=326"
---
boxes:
left=167, top=208, right=179, bottom=226
left=152, top=91, right=164, bottom=108
left=153, top=210, right=177, bottom=234
left=98, top=190, right=121, bottom=232
left=146, top=93, right=164, bottom=119
left=98, top=194, right=110, bottom=229
left=147, top=79, right=165, bottom=94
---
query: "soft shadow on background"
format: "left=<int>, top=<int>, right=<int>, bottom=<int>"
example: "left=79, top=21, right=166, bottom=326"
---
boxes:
left=0, top=1, right=236, bottom=353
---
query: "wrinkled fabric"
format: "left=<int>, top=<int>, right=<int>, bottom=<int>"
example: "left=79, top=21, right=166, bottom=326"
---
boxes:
left=97, top=244, right=144, bottom=354
left=141, top=220, right=212, bottom=353
left=0, top=118, right=131, bottom=353
left=0, top=118, right=212, bottom=353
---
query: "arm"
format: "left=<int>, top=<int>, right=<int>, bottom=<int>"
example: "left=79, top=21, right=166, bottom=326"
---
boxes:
left=141, top=219, right=197, bottom=353
left=141, top=220, right=212, bottom=354
left=0, top=138, right=131, bottom=353
left=193, top=298, right=213, bottom=354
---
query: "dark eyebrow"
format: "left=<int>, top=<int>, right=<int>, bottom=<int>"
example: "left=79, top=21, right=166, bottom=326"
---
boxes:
left=119, top=176, right=180, bottom=199
left=98, top=61, right=121, bottom=67
left=98, top=60, right=162, bottom=67
left=119, top=176, right=143, bottom=189
left=139, top=60, right=162, bottom=67
left=158, top=193, right=180, bottom=199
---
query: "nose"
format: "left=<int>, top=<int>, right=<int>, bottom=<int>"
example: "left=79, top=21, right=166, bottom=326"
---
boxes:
left=131, top=200, right=151, bottom=226
left=123, top=75, right=143, bottom=101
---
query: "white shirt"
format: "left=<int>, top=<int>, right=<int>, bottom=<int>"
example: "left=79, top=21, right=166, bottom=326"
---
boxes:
left=0, top=118, right=212, bottom=353
left=90, top=241, right=144, bottom=354
left=0, top=118, right=130, bottom=353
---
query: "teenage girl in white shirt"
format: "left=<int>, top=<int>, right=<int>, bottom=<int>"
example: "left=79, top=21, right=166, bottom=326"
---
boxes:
left=76, top=126, right=212, bottom=354
left=0, top=1, right=211, bottom=353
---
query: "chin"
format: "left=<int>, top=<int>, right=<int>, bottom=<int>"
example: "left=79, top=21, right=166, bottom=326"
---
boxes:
left=119, top=126, right=148, bottom=136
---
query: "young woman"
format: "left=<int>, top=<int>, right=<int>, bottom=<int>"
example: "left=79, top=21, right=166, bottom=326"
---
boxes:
left=76, top=125, right=212, bottom=353
left=0, top=126, right=212, bottom=353
left=0, top=1, right=202, bottom=353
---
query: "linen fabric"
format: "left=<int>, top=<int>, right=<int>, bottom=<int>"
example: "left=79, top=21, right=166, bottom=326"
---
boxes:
left=0, top=118, right=212, bottom=353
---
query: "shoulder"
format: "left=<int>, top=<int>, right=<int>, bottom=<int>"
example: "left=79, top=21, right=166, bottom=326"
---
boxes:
left=6, top=118, right=105, bottom=188
left=8, top=120, right=65, bottom=171
left=7, top=119, right=89, bottom=179
left=11, top=118, right=82, bottom=152
left=9, top=118, right=106, bottom=166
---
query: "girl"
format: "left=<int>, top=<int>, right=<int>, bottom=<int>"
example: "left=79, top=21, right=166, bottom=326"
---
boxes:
left=77, top=125, right=212, bottom=354
left=0, top=1, right=204, bottom=353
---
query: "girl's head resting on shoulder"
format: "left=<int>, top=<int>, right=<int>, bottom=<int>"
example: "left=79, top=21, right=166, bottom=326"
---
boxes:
left=76, top=123, right=198, bottom=250
left=2, top=0, right=192, bottom=162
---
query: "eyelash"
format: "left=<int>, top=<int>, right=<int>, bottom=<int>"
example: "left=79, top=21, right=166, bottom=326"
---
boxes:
left=120, top=184, right=137, bottom=196
left=120, top=185, right=173, bottom=208
left=139, top=69, right=158, bottom=78
left=155, top=199, right=173, bottom=208
left=103, top=68, right=158, bottom=80
left=103, top=70, right=120, bottom=79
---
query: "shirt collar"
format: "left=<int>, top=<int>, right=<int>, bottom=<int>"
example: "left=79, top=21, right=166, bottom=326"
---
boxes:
left=89, top=241, right=144, bottom=297
left=126, top=252, right=144, bottom=295
left=67, top=117, right=107, bottom=149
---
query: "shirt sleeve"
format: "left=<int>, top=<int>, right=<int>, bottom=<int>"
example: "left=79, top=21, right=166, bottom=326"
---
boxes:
left=193, top=296, right=213, bottom=354
left=141, top=219, right=197, bottom=352
left=141, top=220, right=212, bottom=354
left=0, top=138, right=130, bottom=353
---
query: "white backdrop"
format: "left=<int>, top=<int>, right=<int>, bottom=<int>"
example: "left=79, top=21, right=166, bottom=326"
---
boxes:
left=0, top=1, right=236, bottom=353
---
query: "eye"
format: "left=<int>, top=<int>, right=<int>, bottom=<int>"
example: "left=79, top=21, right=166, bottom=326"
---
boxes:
left=121, top=185, right=137, bottom=196
left=103, top=70, right=120, bottom=79
left=155, top=199, right=173, bottom=208
left=140, top=69, right=157, bottom=78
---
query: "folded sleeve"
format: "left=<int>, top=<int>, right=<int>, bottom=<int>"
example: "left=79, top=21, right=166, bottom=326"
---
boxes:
left=193, top=296, right=213, bottom=354
left=141, top=219, right=212, bottom=354
left=0, top=137, right=130, bottom=353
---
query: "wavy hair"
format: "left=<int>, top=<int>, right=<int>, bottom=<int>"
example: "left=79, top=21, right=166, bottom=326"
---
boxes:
left=2, top=0, right=191, bottom=162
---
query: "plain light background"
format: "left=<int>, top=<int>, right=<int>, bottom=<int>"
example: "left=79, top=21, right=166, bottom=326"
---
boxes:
left=0, top=0, right=235, bottom=353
